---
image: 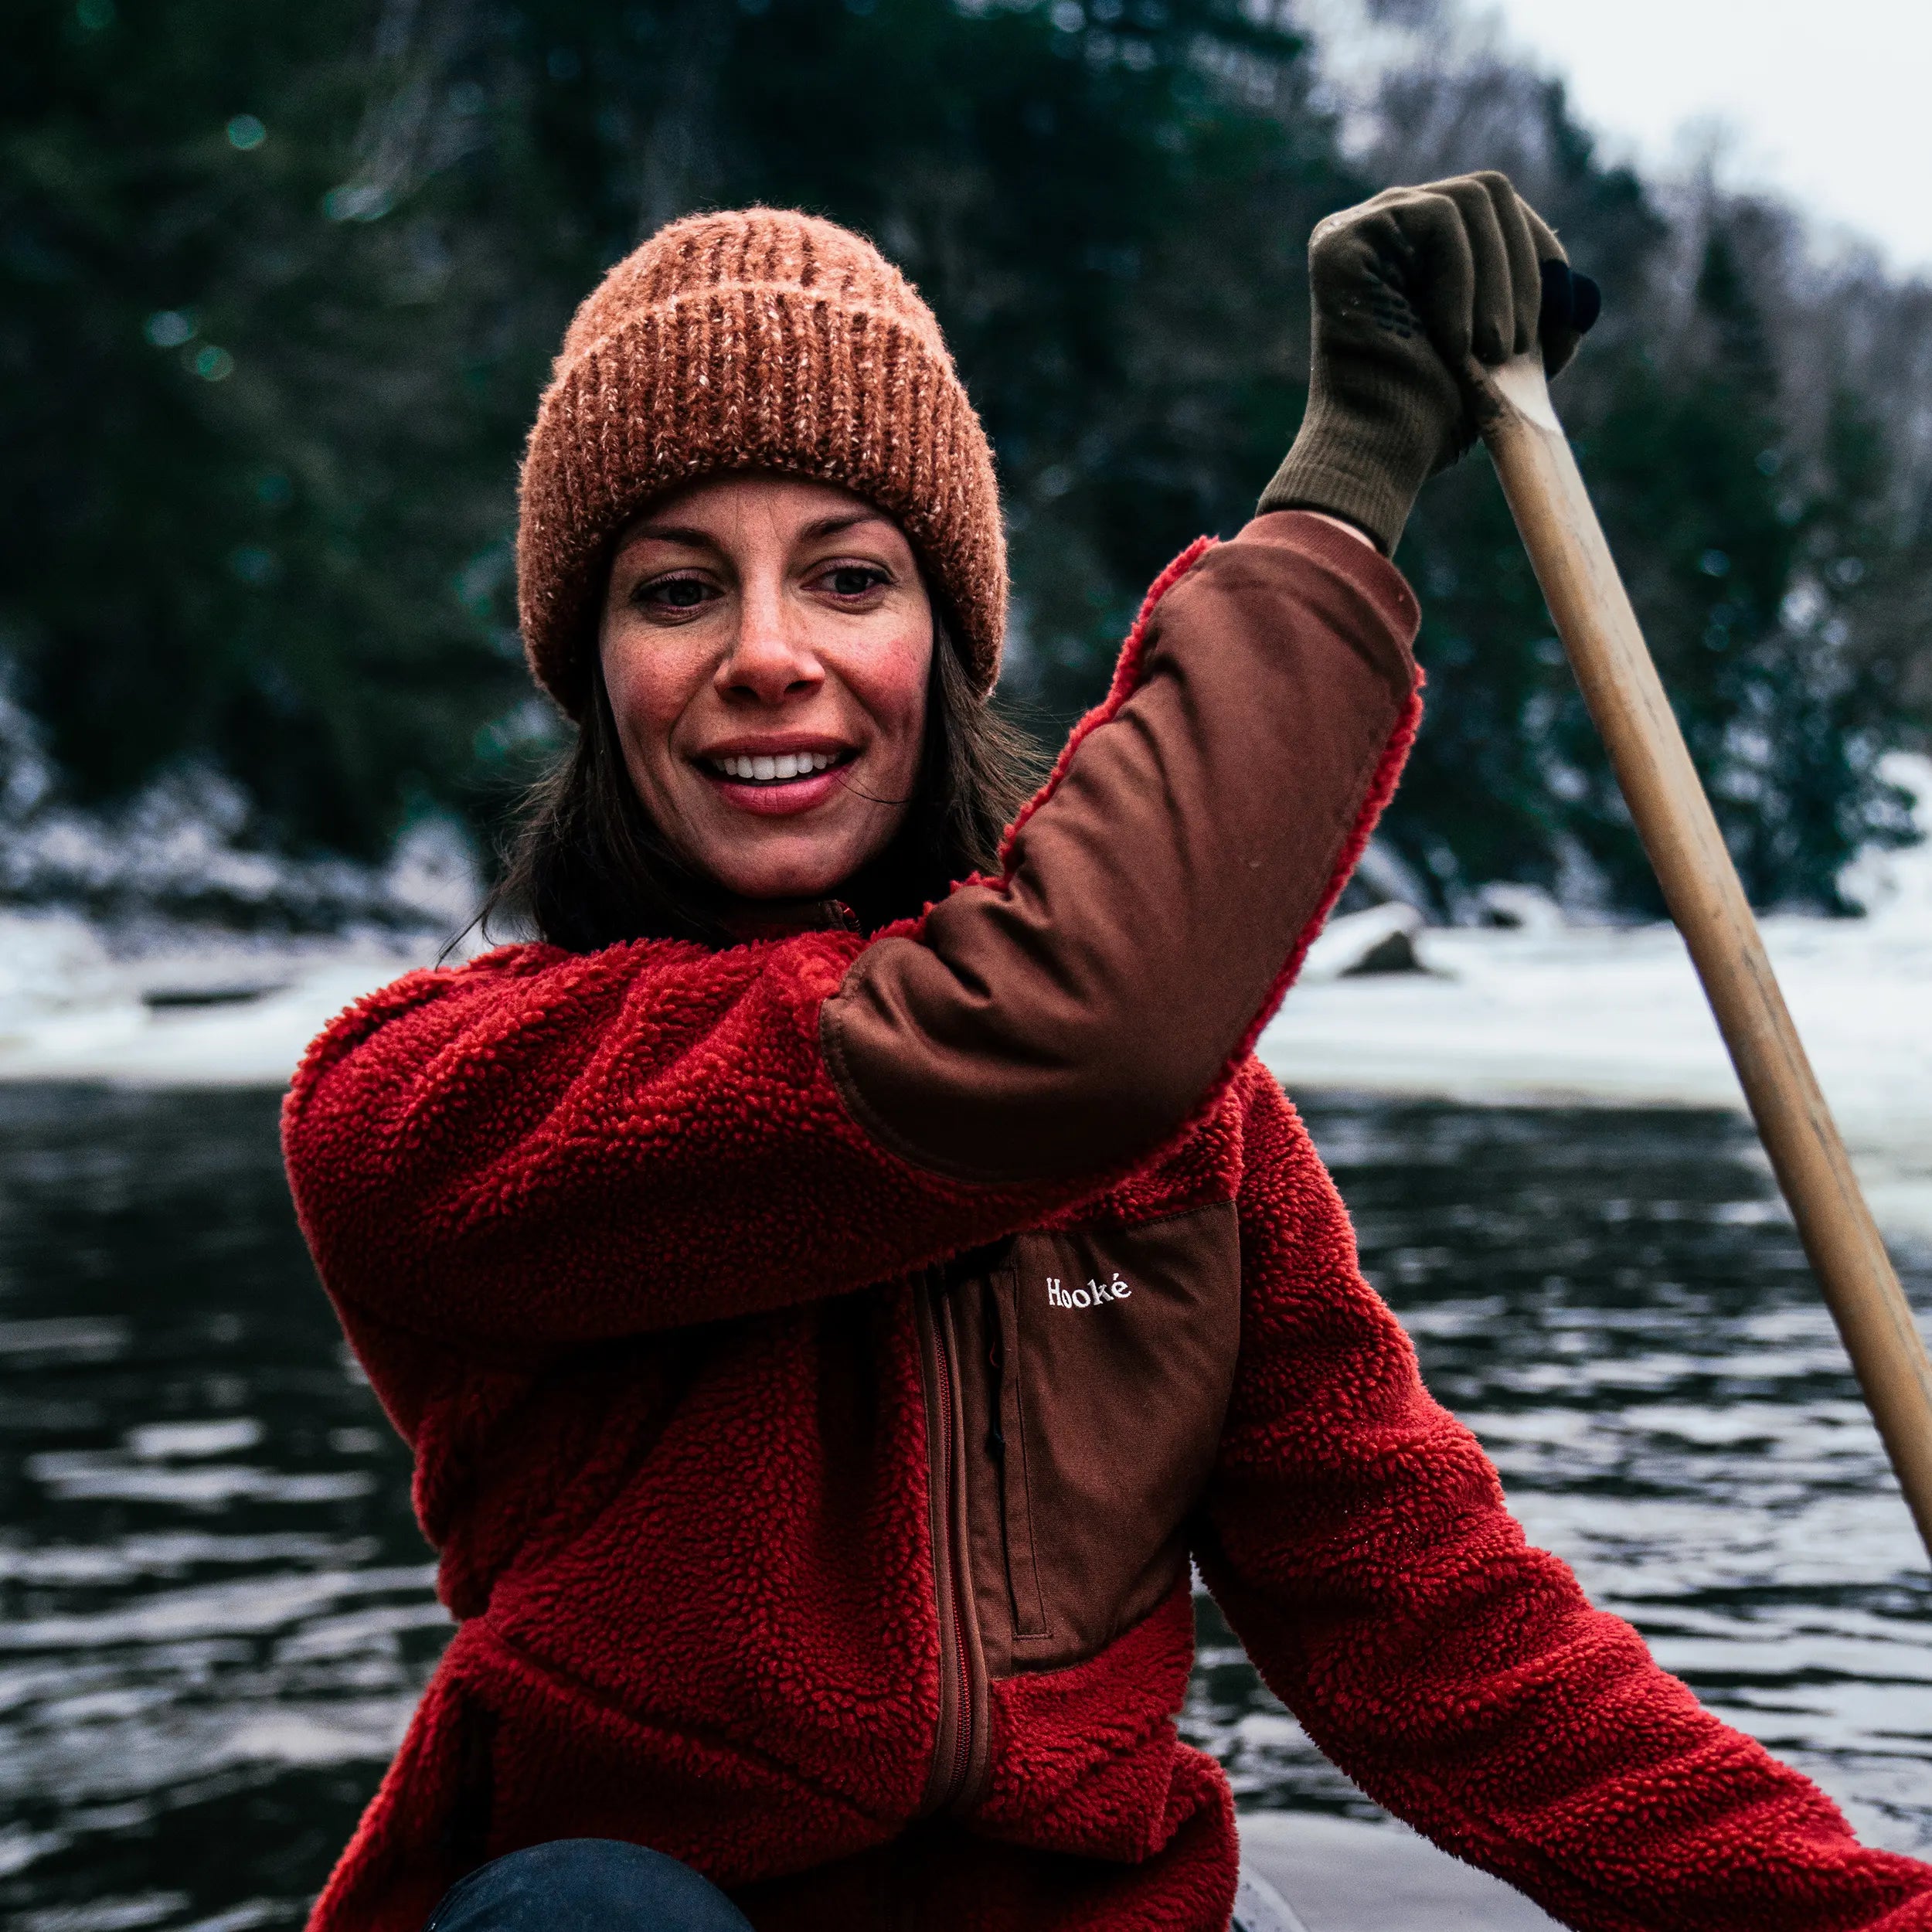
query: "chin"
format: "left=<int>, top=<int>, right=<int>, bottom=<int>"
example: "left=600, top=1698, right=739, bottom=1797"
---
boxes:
left=708, top=842, right=858, bottom=903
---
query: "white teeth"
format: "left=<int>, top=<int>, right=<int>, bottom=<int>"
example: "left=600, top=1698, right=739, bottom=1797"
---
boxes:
left=715, top=751, right=838, bottom=782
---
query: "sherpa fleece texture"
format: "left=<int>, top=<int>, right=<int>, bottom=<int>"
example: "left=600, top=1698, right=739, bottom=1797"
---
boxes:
left=284, top=540, right=1932, bottom=1932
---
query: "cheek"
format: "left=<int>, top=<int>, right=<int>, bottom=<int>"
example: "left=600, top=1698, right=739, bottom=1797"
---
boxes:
left=853, top=630, right=934, bottom=774
left=601, top=635, right=692, bottom=777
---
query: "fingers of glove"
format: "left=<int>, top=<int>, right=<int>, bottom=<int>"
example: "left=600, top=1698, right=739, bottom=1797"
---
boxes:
left=1378, top=187, right=1477, bottom=371
left=1429, top=175, right=1522, bottom=366
left=1308, top=198, right=1448, bottom=363
left=1480, top=172, right=1549, bottom=356
left=1424, top=172, right=1560, bottom=361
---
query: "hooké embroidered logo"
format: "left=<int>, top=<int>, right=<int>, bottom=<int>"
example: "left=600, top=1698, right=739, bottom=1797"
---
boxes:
left=1045, top=1273, right=1131, bottom=1310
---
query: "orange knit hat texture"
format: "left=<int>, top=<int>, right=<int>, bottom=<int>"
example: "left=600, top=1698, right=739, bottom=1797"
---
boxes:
left=516, top=208, right=1007, bottom=717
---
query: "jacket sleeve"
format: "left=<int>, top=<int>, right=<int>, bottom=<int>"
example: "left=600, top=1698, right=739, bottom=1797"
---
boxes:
left=283, top=512, right=1420, bottom=1347
left=1196, top=1066, right=1932, bottom=1932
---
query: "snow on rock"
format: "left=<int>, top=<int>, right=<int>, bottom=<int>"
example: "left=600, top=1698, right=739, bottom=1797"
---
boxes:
left=0, top=666, right=488, bottom=1085
left=1298, top=903, right=1428, bottom=981
left=1475, top=881, right=1567, bottom=934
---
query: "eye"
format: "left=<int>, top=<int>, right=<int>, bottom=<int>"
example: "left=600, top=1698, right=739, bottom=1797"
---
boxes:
left=819, top=563, right=889, bottom=599
left=634, top=573, right=718, bottom=614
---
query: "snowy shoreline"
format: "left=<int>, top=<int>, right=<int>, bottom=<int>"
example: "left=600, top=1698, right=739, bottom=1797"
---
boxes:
left=5, top=906, right=1927, bottom=1247
left=1260, top=751, right=1932, bottom=1247
left=6, top=757, right=1929, bottom=1247
left=1260, top=912, right=1932, bottom=1248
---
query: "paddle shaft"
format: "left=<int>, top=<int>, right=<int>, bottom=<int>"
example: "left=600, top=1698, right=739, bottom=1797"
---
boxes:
left=1474, top=352, right=1932, bottom=1563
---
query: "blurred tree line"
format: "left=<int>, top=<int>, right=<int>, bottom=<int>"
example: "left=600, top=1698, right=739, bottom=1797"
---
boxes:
left=4, top=0, right=1929, bottom=922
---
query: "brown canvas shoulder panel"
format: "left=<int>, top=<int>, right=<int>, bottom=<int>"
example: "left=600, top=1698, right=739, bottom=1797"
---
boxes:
left=820, top=512, right=1420, bottom=1185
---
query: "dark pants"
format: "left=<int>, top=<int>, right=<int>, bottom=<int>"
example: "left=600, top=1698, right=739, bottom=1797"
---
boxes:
left=426, top=1840, right=756, bottom=1931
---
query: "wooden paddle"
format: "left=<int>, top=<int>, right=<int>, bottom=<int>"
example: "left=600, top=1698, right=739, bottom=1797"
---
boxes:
left=1472, top=347, right=1932, bottom=1563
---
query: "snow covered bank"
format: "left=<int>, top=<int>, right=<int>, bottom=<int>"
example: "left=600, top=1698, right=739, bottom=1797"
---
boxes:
left=0, top=675, right=486, bottom=1086
left=5, top=755, right=1930, bottom=1245
left=0, top=669, right=484, bottom=937
left=0, top=913, right=451, bottom=1087
left=1263, top=753, right=1932, bottom=1247
left=1260, top=912, right=1932, bottom=1246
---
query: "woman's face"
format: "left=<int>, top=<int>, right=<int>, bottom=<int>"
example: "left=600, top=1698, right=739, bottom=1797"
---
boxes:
left=600, top=473, right=934, bottom=902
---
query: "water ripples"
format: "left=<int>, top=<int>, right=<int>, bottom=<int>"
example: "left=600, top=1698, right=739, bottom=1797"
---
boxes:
left=1, top=1083, right=1927, bottom=1926
left=1188, top=1097, right=1932, bottom=1855
left=0, top=1087, right=440, bottom=1927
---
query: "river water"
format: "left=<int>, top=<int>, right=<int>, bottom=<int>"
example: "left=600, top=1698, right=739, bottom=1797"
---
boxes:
left=1, top=1083, right=1927, bottom=1927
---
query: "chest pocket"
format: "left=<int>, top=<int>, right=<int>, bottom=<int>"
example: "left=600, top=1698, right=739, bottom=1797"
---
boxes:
left=949, top=1201, right=1241, bottom=1677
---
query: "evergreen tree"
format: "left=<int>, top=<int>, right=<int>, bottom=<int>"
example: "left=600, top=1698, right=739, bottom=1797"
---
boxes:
left=2, top=0, right=543, bottom=862
left=2, top=0, right=1925, bottom=917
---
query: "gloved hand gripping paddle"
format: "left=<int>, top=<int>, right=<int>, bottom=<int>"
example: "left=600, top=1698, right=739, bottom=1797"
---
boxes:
left=1262, top=171, right=1598, bottom=554
left=1485, top=263, right=1932, bottom=1564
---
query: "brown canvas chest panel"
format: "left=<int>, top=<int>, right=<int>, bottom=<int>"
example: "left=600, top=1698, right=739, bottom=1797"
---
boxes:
left=943, top=1202, right=1242, bottom=1678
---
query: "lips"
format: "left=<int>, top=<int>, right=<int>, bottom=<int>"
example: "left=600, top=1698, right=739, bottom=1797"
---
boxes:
left=695, top=742, right=857, bottom=818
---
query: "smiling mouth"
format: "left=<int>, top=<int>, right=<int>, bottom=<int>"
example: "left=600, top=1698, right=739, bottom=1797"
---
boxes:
left=705, top=750, right=852, bottom=785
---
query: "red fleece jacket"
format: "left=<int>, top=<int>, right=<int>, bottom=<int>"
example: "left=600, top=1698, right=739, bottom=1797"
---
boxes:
left=284, top=516, right=1932, bottom=1931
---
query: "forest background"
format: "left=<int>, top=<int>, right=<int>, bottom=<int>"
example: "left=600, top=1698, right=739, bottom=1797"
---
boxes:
left=7, top=0, right=1932, bottom=932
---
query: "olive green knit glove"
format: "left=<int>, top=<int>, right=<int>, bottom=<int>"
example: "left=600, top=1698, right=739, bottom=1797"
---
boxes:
left=1260, top=170, right=1597, bottom=553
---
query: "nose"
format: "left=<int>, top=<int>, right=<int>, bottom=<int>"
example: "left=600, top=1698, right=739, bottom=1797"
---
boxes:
left=713, top=599, right=823, bottom=707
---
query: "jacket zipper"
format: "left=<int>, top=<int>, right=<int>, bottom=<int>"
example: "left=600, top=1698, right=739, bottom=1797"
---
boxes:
left=989, top=1270, right=1049, bottom=1639
left=915, top=1270, right=985, bottom=1815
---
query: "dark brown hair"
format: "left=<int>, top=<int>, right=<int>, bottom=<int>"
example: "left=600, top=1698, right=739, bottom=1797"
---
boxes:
left=481, top=617, right=1043, bottom=953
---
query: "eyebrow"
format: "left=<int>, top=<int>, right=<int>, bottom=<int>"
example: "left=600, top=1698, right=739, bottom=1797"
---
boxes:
left=623, top=510, right=888, bottom=550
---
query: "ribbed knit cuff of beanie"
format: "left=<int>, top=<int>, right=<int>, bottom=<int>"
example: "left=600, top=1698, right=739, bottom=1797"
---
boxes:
left=515, top=207, right=1008, bottom=719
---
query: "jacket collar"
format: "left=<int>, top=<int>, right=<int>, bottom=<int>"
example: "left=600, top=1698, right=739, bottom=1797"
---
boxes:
left=716, top=897, right=860, bottom=944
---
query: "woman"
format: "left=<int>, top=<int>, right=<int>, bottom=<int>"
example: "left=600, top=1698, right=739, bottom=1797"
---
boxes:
left=285, top=178, right=1932, bottom=1931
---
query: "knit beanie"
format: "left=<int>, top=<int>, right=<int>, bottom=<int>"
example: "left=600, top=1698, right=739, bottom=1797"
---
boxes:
left=516, top=208, right=1007, bottom=719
